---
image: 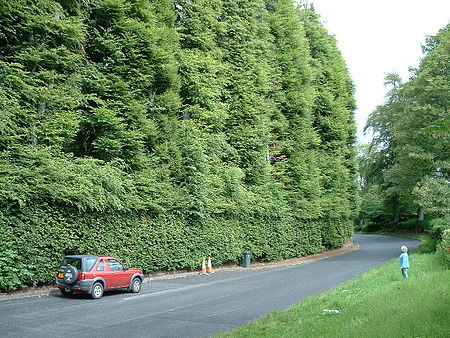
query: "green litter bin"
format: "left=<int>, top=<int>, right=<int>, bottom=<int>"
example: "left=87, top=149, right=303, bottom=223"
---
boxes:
left=242, top=251, right=252, bottom=268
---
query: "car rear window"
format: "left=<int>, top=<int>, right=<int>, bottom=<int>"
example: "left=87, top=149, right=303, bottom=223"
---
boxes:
left=60, top=257, right=97, bottom=271
left=85, top=257, right=97, bottom=271
left=61, top=258, right=82, bottom=270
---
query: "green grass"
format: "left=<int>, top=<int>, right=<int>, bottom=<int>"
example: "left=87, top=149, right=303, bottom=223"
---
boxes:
left=217, top=240, right=449, bottom=337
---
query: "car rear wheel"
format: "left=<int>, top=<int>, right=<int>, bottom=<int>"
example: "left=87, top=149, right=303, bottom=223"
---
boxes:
left=91, top=282, right=104, bottom=299
left=130, top=277, right=142, bottom=293
left=60, top=288, right=73, bottom=296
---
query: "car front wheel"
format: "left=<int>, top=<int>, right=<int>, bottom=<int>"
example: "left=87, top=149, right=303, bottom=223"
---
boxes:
left=91, top=282, right=104, bottom=299
left=130, top=277, right=142, bottom=293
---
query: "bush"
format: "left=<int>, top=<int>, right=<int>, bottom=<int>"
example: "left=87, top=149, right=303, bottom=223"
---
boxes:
left=1, top=201, right=346, bottom=291
left=0, top=249, right=33, bottom=291
left=397, top=219, right=421, bottom=232
left=362, top=220, right=384, bottom=232
left=428, top=218, right=449, bottom=240
left=437, top=228, right=450, bottom=267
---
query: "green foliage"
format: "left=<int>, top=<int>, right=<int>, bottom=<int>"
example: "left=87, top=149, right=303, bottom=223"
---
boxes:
left=357, top=184, right=386, bottom=226
left=413, top=176, right=450, bottom=219
left=0, top=249, right=33, bottom=291
left=0, top=0, right=358, bottom=291
left=0, top=147, right=142, bottom=212
left=438, top=228, right=450, bottom=267
left=426, top=218, right=450, bottom=266
left=428, top=218, right=449, bottom=240
left=298, top=5, right=357, bottom=247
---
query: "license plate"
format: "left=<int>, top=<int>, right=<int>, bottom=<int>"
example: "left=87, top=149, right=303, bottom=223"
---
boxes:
left=57, top=272, right=64, bottom=279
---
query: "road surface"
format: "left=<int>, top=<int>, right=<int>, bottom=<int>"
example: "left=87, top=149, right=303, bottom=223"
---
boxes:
left=0, top=234, right=420, bottom=338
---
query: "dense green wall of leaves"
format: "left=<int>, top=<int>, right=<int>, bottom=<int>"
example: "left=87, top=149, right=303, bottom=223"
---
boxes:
left=0, top=0, right=357, bottom=290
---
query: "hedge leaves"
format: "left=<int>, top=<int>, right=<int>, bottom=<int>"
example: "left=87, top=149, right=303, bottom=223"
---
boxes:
left=0, top=1, right=356, bottom=290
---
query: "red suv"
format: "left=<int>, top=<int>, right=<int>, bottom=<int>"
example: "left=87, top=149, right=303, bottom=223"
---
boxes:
left=55, top=255, right=144, bottom=299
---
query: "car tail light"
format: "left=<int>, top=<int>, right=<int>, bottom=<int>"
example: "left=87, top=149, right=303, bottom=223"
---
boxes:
left=81, top=273, right=86, bottom=280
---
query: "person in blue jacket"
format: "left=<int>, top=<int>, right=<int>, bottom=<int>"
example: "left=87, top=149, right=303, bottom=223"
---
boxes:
left=399, top=245, right=409, bottom=278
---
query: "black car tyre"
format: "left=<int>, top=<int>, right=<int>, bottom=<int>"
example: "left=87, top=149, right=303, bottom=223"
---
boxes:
left=130, top=277, right=142, bottom=293
left=91, top=282, right=104, bottom=299
left=63, top=265, right=78, bottom=285
left=60, top=288, right=73, bottom=296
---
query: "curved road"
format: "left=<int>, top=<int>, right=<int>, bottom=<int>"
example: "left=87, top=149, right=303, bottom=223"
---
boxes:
left=0, top=234, right=420, bottom=338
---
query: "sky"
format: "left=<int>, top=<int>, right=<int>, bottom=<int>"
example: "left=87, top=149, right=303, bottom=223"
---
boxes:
left=302, top=0, right=450, bottom=144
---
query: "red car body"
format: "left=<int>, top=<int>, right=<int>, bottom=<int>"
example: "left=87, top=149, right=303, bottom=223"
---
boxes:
left=55, top=255, right=144, bottom=299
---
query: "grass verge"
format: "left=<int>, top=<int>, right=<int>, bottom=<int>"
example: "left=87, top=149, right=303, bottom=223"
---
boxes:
left=217, top=235, right=449, bottom=338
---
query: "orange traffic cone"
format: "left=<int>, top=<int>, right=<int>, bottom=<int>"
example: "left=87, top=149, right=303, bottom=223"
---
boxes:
left=207, top=256, right=213, bottom=274
left=199, top=257, right=207, bottom=275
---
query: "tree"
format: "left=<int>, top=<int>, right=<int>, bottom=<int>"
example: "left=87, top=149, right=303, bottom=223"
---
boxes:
left=362, top=24, right=450, bottom=228
left=266, top=0, right=323, bottom=222
left=71, top=0, right=181, bottom=169
left=0, top=0, right=85, bottom=151
left=299, top=4, right=357, bottom=247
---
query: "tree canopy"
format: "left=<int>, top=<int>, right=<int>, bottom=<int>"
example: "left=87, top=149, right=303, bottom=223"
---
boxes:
left=360, top=23, right=450, bottom=230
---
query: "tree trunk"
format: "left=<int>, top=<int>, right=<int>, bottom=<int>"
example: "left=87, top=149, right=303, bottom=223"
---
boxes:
left=31, top=100, right=46, bottom=145
left=418, top=205, right=424, bottom=222
left=393, top=197, right=400, bottom=226
left=417, top=205, right=424, bottom=232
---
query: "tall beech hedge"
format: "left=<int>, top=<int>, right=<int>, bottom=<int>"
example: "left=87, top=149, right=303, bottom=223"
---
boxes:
left=0, top=0, right=357, bottom=291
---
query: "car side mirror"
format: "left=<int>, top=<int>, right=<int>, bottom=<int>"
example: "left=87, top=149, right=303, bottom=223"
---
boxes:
left=123, top=266, right=129, bottom=270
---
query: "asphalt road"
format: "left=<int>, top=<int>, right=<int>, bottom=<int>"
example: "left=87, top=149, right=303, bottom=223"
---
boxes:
left=0, top=234, right=420, bottom=338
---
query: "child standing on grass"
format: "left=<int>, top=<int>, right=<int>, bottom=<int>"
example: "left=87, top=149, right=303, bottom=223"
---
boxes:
left=399, top=245, right=409, bottom=278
